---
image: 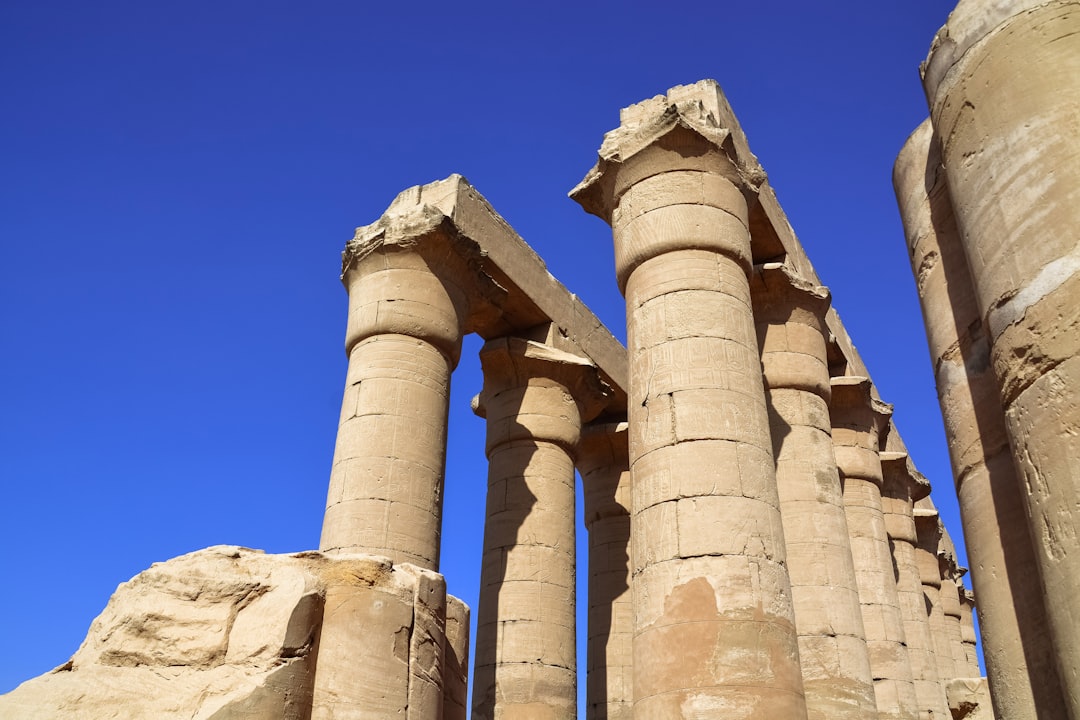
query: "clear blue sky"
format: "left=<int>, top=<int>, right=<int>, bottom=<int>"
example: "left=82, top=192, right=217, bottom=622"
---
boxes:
left=1, top=0, right=964, bottom=702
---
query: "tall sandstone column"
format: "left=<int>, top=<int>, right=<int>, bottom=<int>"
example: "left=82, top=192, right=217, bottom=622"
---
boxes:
left=472, top=337, right=607, bottom=720
left=830, top=377, right=918, bottom=720
left=572, top=85, right=808, bottom=718
left=938, top=559, right=969, bottom=679
left=914, top=508, right=956, bottom=686
left=321, top=231, right=475, bottom=569
left=880, top=452, right=950, bottom=720
left=751, top=263, right=877, bottom=720
left=313, top=227, right=476, bottom=720
left=578, top=421, right=633, bottom=720
left=958, top=589, right=982, bottom=680
left=894, top=117, right=1065, bottom=720
left=923, top=2, right=1080, bottom=710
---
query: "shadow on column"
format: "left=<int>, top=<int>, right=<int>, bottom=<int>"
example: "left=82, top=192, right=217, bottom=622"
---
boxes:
left=473, top=427, right=538, bottom=719
left=584, top=470, right=629, bottom=720
left=923, top=148, right=1065, bottom=705
left=763, top=390, right=793, bottom=470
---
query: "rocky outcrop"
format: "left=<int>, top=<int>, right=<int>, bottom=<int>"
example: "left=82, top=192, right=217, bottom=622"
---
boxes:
left=0, top=546, right=468, bottom=720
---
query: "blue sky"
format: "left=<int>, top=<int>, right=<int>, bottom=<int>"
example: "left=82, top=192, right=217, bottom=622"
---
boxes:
left=1, top=0, right=964, bottom=703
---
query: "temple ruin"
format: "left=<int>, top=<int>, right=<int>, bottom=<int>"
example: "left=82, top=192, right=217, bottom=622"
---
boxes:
left=3, top=1, right=1078, bottom=718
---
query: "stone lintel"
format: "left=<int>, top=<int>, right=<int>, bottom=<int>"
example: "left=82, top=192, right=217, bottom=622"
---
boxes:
left=350, top=174, right=627, bottom=414
left=881, top=451, right=933, bottom=502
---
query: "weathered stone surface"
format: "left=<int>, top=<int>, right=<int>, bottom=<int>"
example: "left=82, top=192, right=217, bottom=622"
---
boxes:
left=946, top=678, right=994, bottom=720
left=574, top=80, right=808, bottom=719
left=472, top=337, right=609, bottom=720
left=322, top=175, right=629, bottom=569
left=894, top=116, right=1065, bottom=720
left=831, top=378, right=919, bottom=720
left=921, top=1, right=1080, bottom=712
left=578, top=421, right=633, bottom=720
left=753, top=263, right=877, bottom=720
left=0, top=546, right=467, bottom=720
left=881, top=452, right=951, bottom=720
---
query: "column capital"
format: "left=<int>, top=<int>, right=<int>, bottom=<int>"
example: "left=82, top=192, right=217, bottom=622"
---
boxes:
left=914, top=508, right=942, bottom=539
left=578, top=420, right=629, bottom=476
left=750, top=262, right=831, bottom=327
left=881, top=451, right=933, bottom=502
left=829, top=377, right=894, bottom=430
left=342, top=201, right=503, bottom=364
left=476, top=336, right=613, bottom=456
left=570, top=84, right=764, bottom=224
left=752, top=263, right=832, bottom=397
left=571, top=82, right=769, bottom=293
left=830, top=376, right=893, bottom=483
left=578, top=420, right=630, bottom=530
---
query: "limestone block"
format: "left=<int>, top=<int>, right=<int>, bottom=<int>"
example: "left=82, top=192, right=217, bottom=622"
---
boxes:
left=0, top=546, right=469, bottom=720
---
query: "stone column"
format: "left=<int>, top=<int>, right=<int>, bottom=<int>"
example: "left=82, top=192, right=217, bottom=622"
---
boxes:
left=830, top=377, right=918, bottom=720
left=958, top=589, right=982, bottom=680
left=923, top=3, right=1080, bottom=709
left=880, top=452, right=950, bottom=720
left=312, top=559, right=448, bottom=720
left=914, top=509, right=956, bottom=685
left=939, top=562, right=969, bottom=678
left=471, top=336, right=608, bottom=720
left=443, top=598, right=470, bottom=720
left=894, top=117, right=1065, bottom=720
left=572, top=89, right=807, bottom=718
left=751, top=263, right=876, bottom=720
left=321, top=233, right=474, bottom=569
left=578, top=421, right=632, bottom=720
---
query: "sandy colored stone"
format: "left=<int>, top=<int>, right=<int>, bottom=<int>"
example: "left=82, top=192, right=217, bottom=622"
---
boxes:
left=894, top=116, right=1065, bottom=720
left=957, top=589, right=981, bottom=680
left=881, top=452, right=951, bottom=720
left=831, top=378, right=919, bottom=720
left=946, top=678, right=994, bottom=720
left=322, top=176, right=628, bottom=569
left=573, top=81, right=807, bottom=719
left=0, top=546, right=467, bottom=720
left=578, top=421, right=633, bottom=720
left=914, top=508, right=957, bottom=687
left=752, top=263, right=877, bottom=720
left=471, top=337, right=609, bottom=720
left=922, top=2, right=1080, bottom=712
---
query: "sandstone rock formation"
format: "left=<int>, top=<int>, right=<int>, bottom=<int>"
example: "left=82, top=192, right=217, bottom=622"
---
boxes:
left=0, top=546, right=468, bottom=720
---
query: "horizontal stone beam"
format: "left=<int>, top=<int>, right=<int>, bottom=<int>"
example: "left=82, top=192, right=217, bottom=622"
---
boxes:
left=348, top=174, right=628, bottom=418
